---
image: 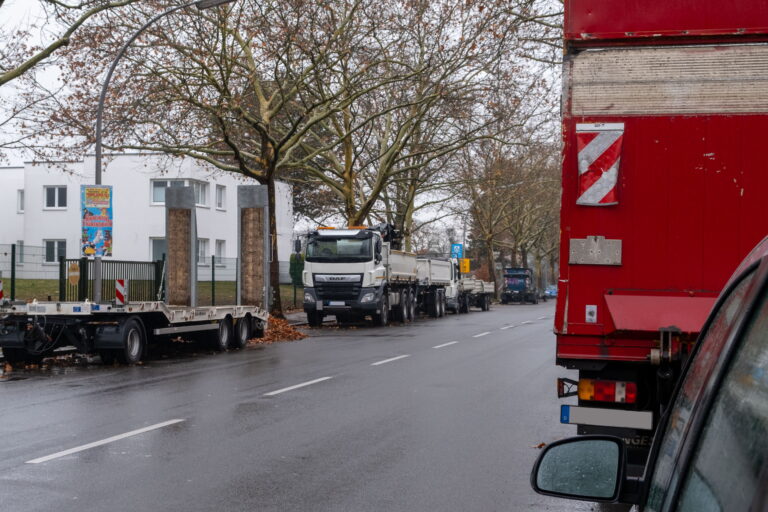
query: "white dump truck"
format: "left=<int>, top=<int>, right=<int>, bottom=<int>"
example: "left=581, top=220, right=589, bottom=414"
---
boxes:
left=300, top=224, right=494, bottom=326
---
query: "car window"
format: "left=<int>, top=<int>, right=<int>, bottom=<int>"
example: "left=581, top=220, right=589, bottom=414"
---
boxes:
left=675, top=283, right=768, bottom=511
left=645, top=268, right=757, bottom=511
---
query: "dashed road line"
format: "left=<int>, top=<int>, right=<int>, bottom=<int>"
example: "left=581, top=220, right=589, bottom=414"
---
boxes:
left=520, top=321, right=533, bottom=325
left=473, top=332, right=491, bottom=338
left=371, top=355, right=410, bottom=366
left=264, top=376, right=334, bottom=396
left=537, top=316, right=548, bottom=320
left=500, top=325, right=516, bottom=330
left=433, top=341, right=458, bottom=349
left=27, top=419, right=186, bottom=464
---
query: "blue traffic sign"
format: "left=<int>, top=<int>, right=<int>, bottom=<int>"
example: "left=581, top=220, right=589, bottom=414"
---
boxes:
left=451, top=243, right=463, bottom=258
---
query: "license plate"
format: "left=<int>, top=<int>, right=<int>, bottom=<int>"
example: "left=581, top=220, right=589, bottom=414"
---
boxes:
left=329, top=301, right=345, bottom=306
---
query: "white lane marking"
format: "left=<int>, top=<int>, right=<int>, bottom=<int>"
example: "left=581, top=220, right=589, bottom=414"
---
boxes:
left=520, top=321, right=533, bottom=325
left=26, top=419, right=185, bottom=464
left=433, top=341, right=458, bottom=349
left=371, top=355, right=410, bottom=366
left=264, top=376, right=334, bottom=396
left=473, top=332, right=491, bottom=338
left=500, top=325, right=516, bottom=330
left=537, top=316, right=548, bottom=320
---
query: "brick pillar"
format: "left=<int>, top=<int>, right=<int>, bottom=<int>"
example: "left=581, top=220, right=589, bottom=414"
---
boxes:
left=165, top=187, right=197, bottom=306
left=238, top=186, right=269, bottom=308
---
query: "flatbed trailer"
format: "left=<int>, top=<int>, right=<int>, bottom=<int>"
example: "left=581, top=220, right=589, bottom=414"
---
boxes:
left=0, top=300, right=268, bottom=365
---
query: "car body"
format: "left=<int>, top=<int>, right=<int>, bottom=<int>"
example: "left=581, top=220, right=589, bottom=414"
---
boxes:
left=531, top=235, right=768, bottom=510
left=544, top=285, right=557, bottom=298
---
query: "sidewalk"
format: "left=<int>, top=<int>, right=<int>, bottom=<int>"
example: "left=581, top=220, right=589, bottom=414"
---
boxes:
left=284, top=311, right=307, bottom=326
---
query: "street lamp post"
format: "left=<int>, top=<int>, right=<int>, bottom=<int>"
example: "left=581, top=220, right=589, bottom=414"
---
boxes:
left=92, top=0, right=236, bottom=303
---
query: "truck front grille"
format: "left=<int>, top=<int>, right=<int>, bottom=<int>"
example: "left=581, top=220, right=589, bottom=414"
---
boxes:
left=315, top=282, right=361, bottom=301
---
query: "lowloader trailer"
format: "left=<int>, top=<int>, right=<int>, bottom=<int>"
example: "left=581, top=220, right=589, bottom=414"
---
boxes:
left=0, top=300, right=268, bottom=365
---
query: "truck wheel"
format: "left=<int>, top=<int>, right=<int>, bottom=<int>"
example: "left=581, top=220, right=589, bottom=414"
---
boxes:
left=210, top=316, right=233, bottom=352
left=117, top=317, right=146, bottom=365
left=231, top=314, right=252, bottom=349
left=373, top=294, right=389, bottom=326
left=438, top=292, right=445, bottom=317
left=407, top=290, right=416, bottom=322
left=396, top=290, right=408, bottom=323
left=307, top=311, right=323, bottom=327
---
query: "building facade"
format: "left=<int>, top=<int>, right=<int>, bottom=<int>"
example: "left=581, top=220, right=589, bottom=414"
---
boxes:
left=0, top=153, right=293, bottom=282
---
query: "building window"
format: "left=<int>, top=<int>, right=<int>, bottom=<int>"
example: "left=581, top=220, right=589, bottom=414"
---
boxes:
left=44, top=186, right=67, bottom=209
left=17, top=190, right=24, bottom=213
left=215, top=240, right=226, bottom=264
left=197, top=238, right=209, bottom=264
left=151, top=179, right=185, bottom=205
left=216, top=185, right=226, bottom=210
left=151, top=238, right=167, bottom=261
left=44, top=239, right=66, bottom=263
left=193, top=181, right=208, bottom=207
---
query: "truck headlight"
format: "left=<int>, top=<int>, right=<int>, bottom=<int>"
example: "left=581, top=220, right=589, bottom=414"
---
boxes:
left=304, top=293, right=315, bottom=304
left=360, top=292, right=376, bottom=303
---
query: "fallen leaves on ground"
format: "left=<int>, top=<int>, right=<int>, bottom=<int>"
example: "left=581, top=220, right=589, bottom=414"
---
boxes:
left=252, top=317, right=307, bottom=344
left=532, top=442, right=546, bottom=449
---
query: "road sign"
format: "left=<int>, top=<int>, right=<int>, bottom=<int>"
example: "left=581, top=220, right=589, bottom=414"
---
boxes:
left=451, top=243, right=463, bottom=258
left=460, top=258, right=470, bottom=273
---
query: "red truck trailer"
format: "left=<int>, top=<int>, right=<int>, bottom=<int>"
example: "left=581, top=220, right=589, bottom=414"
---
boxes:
left=555, top=0, right=768, bottom=462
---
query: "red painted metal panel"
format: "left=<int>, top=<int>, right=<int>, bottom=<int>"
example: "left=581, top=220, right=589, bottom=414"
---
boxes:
left=604, top=295, right=716, bottom=334
left=565, top=0, right=768, bottom=42
left=555, top=114, right=768, bottom=359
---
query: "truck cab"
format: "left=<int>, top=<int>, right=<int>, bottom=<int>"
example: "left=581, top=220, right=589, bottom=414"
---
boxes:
left=302, top=228, right=387, bottom=326
left=501, top=267, right=538, bottom=304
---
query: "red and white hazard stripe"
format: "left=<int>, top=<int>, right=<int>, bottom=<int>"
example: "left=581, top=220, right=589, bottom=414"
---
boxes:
left=115, top=279, right=126, bottom=305
left=0, top=279, right=4, bottom=301
left=576, top=123, right=624, bottom=206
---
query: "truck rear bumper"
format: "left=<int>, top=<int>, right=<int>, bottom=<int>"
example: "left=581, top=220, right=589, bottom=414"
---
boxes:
left=560, top=404, right=654, bottom=430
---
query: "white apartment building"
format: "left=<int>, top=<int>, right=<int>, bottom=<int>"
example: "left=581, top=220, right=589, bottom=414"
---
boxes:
left=0, top=153, right=293, bottom=282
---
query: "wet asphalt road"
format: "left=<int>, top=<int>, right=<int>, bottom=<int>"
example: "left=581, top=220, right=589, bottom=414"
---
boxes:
left=0, top=302, right=593, bottom=511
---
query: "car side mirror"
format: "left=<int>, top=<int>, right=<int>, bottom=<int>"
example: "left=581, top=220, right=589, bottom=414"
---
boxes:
left=531, top=436, right=627, bottom=503
left=294, top=239, right=302, bottom=254
left=375, top=239, right=382, bottom=263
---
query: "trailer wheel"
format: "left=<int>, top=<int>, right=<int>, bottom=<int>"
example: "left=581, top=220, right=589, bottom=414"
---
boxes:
left=210, top=316, right=233, bottom=352
left=232, top=314, right=252, bottom=350
left=2, top=347, right=27, bottom=366
left=116, top=317, right=146, bottom=365
left=372, top=293, right=389, bottom=326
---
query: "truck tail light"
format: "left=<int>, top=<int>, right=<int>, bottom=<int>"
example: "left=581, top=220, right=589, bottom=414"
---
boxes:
left=578, top=379, right=637, bottom=404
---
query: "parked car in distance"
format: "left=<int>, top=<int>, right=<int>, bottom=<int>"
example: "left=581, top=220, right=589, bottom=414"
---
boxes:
left=530, top=235, right=768, bottom=510
left=544, top=285, right=557, bottom=298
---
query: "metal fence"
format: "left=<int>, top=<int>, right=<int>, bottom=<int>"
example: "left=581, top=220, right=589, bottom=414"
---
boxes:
left=196, top=255, right=238, bottom=306
left=60, top=258, right=164, bottom=302
left=0, top=244, right=61, bottom=301
left=0, top=244, right=251, bottom=307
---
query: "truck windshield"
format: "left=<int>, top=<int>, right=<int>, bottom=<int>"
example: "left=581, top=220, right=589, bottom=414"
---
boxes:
left=306, top=238, right=372, bottom=263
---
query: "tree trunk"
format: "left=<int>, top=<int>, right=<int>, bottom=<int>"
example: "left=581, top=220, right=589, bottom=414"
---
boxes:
left=485, top=238, right=498, bottom=299
left=267, top=173, right=283, bottom=318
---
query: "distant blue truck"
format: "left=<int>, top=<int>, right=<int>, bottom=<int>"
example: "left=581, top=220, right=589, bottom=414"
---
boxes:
left=500, top=267, right=538, bottom=304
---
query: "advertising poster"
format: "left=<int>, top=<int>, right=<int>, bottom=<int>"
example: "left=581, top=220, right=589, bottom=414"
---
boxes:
left=81, top=185, right=113, bottom=257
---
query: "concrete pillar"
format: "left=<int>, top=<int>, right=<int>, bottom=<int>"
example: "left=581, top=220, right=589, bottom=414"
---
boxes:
left=165, top=187, right=197, bottom=306
left=237, top=185, right=269, bottom=309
